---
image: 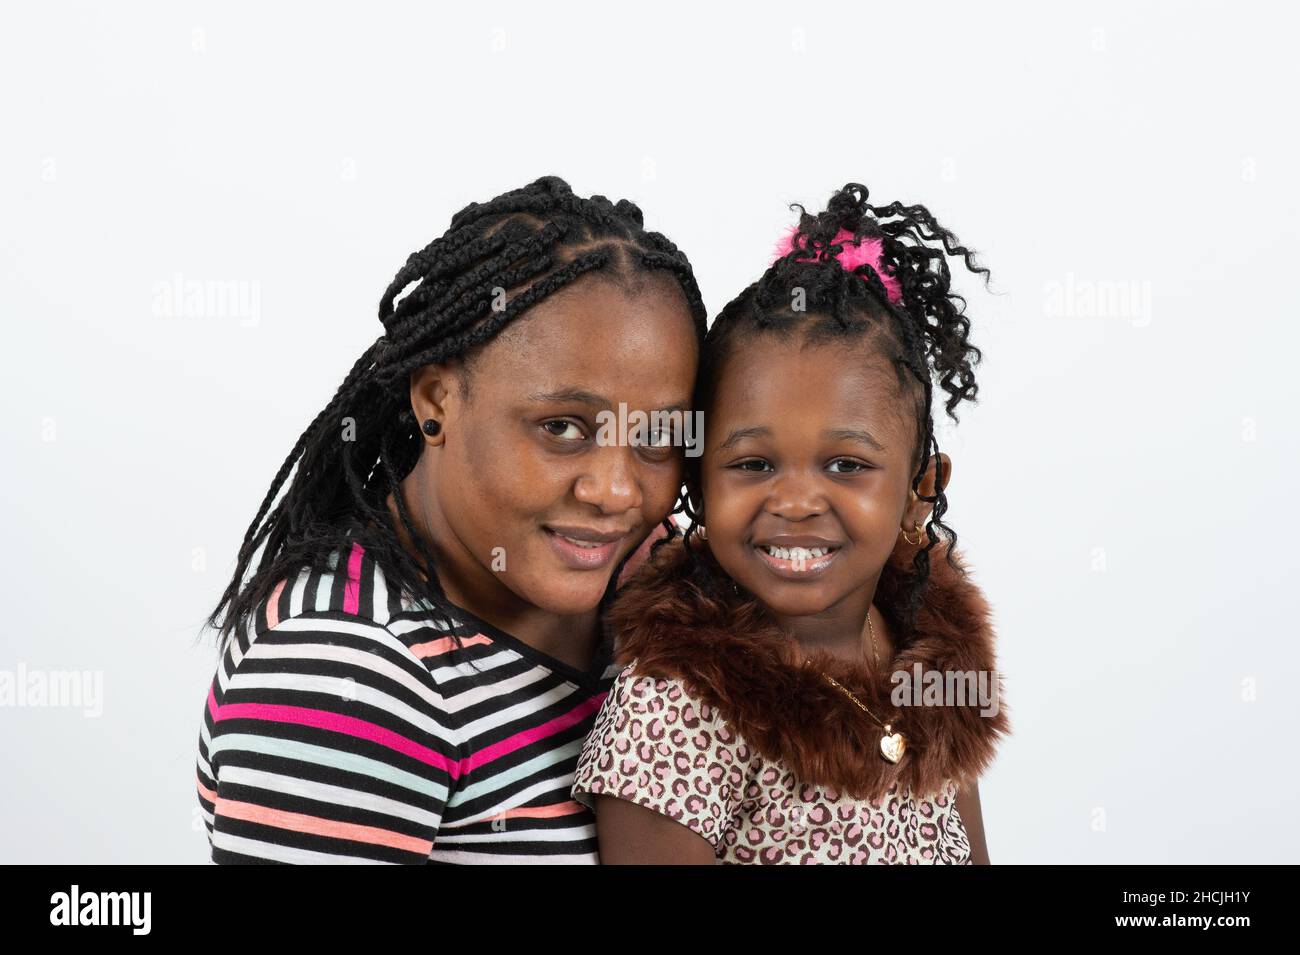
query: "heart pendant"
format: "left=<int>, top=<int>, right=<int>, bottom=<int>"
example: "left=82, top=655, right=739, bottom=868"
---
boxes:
left=880, top=729, right=906, bottom=764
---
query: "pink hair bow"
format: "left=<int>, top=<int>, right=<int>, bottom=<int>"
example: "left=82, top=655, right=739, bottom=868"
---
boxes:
left=771, top=224, right=903, bottom=305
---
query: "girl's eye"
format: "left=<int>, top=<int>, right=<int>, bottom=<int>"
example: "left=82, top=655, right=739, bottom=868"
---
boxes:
left=732, top=459, right=773, bottom=473
left=827, top=458, right=869, bottom=473
left=542, top=420, right=586, bottom=441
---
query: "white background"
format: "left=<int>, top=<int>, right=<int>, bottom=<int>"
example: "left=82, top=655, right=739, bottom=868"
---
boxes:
left=1, top=0, right=1296, bottom=863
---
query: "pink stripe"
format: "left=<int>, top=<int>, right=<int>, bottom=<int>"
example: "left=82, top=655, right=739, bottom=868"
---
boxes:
left=462, top=692, right=608, bottom=773
left=343, top=542, right=364, bottom=615
left=216, top=796, right=434, bottom=854
left=266, top=578, right=287, bottom=629
left=410, top=632, right=494, bottom=659
left=210, top=690, right=460, bottom=779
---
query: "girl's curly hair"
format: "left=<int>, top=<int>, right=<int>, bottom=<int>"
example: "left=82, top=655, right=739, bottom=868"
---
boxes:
left=678, top=182, right=991, bottom=638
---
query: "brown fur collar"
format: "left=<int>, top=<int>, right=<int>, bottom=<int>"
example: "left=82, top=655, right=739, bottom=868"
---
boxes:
left=605, top=533, right=1011, bottom=801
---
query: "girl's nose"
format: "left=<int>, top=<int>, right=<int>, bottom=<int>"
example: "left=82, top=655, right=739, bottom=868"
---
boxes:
left=764, top=471, right=827, bottom=521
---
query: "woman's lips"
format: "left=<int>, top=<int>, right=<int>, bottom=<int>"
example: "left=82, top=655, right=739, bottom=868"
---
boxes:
left=753, top=543, right=841, bottom=580
left=543, top=526, right=627, bottom=570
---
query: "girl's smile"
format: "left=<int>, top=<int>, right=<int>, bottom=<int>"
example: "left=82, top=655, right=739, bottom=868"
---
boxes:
left=752, top=535, right=844, bottom=579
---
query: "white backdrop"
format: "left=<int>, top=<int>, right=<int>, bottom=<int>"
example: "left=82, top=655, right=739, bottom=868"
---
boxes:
left=2, top=0, right=1295, bottom=863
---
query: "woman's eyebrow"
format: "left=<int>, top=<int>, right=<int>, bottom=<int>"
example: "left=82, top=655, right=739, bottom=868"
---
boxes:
left=528, top=388, right=608, bottom=406
left=528, top=389, right=689, bottom=415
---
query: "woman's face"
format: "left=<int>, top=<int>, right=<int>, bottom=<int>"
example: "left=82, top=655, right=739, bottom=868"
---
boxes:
left=698, top=333, right=945, bottom=620
left=409, top=273, right=699, bottom=618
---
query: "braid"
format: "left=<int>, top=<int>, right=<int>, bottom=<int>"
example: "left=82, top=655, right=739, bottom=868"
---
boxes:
left=205, top=176, right=707, bottom=660
left=684, top=182, right=990, bottom=639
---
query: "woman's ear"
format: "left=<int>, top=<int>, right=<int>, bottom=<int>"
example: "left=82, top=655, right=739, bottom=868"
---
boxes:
left=903, top=452, right=952, bottom=531
left=409, top=362, right=460, bottom=447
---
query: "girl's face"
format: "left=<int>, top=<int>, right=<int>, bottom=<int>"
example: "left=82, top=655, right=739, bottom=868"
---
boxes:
left=408, top=273, right=699, bottom=618
left=699, top=333, right=946, bottom=620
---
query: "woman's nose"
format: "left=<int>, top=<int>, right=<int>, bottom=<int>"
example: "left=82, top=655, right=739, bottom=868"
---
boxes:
left=572, top=446, right=644, bottom=514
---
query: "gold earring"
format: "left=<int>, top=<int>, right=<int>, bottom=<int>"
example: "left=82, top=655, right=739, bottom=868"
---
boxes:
left=900, top=522, right=924, bottom=545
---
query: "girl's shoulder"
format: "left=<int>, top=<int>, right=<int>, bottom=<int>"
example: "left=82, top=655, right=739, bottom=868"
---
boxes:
left=601, top=659, right=744, bottom=738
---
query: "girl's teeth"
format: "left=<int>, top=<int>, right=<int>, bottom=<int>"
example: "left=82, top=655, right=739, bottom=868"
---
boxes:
left=763, top=545, right=830, bottom=560
left=562, top=535, right=602, bottom=549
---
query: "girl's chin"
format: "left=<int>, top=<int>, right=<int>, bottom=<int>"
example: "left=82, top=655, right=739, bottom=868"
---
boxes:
left=744, top=588, right=839, bottom=618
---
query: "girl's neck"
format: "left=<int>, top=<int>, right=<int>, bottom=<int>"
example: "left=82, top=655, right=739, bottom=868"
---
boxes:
left=767, top=586, right=897, bottom=669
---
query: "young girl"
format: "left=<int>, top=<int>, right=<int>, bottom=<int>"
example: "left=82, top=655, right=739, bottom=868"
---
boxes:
left=572, top=183, right=1011, bottom=864
left=195, top=176, right=707, bottom=863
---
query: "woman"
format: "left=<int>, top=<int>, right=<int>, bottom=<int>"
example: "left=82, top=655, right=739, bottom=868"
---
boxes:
left=194, top=176, right=705, bottom=863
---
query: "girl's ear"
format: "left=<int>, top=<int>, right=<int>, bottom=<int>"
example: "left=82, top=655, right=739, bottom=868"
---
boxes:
left=903, top=452, right=952, bottom=530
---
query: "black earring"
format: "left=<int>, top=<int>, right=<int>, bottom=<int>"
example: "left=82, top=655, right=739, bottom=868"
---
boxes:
left=422, top=418, right=442, bottom=437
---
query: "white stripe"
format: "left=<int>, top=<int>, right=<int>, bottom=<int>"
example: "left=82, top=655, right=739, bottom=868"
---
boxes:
left=227, top=669, right=456, bottom=741
left=370, top=562, right=390, bottom=626
left=270, top=614, right=407, bottom=645
left=435, top=824, right=593, bottom=844
left=220, top=634, right=246, bottom=693
left=387, top=614, right=460, bottom=635
left=425, top=848, right=596, bottom=865
left=427, top=649, right=521, bottom=685
left=456, top=681, right=580, bottom=738
left=238, top=640, right=446, bottom=717
left=219, top=764, right=441, bottom=830
left=457, top=758, right=579, bottom=810
left=434, top=664, right=550, bottom=714
left=450, top=739, right=582, bottom=805
left=211, top=830, right=401, bottom=865
left=289, top=567, right=310, bottom=618
left=440, top=775, right=583, bottom=828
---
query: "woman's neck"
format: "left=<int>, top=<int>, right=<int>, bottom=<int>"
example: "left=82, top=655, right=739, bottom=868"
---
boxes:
left=377, top=485, right=602, bottom=675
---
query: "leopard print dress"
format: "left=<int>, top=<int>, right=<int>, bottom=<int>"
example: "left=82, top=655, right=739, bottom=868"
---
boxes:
left=572, top=664, right=972, bottom=865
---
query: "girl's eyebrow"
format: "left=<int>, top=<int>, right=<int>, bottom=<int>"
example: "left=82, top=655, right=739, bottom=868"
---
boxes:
left=717, top=426, right=770, bottom=450
left=717, top=426, right=886, bottom=452
left=825, top=428, right=886, bottom=451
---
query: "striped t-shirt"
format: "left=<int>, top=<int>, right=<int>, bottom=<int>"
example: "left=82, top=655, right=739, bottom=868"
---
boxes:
left=195, top=538, right=621, bottom=864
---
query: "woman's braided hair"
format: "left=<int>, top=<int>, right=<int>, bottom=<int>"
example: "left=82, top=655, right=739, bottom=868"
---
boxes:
left=681, top=182, right=990, bottom=636
left=205, top=175, right=707, bottom=657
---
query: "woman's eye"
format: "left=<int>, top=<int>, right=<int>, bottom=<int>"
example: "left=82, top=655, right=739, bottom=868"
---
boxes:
left=827, top=458, right=868, bottom=473
left=543, top=420, right=586, bottom=441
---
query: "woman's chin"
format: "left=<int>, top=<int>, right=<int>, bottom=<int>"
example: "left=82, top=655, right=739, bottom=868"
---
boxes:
left=518, top=576, right=616, bottom=618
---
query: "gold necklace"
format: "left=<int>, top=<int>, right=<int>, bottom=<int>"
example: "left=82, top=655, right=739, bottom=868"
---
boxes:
left=807, top=608, right=907, bottom=764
